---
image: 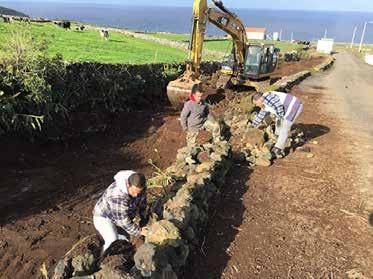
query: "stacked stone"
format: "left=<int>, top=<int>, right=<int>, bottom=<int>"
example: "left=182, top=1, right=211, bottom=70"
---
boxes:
left=222, top=105, right=272, bottom=167
left=271, top=70, right=311, bottom=92
left=313, top=57, right=335, bottom=72
left=133, top=139, right=232, bottom=278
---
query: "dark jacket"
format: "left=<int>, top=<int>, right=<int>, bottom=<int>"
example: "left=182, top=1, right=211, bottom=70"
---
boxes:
left=180, top=100, right=211, bottom=132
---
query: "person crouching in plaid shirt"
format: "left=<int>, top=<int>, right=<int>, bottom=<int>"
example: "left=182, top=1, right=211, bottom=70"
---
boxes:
left=93, top=170, right=148, bottom=252
left=251, top=91, right=303, bottom=159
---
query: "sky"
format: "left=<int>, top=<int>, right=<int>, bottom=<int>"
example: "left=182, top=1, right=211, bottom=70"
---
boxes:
left=2, top=0, right=373, bottom=12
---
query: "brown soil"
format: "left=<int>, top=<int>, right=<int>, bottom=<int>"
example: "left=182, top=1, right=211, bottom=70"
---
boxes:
left=0, top=56, right=343, bottom=279
left=182, top=74, right=373, bottom=279
left=0, top=109, right=186, bottom=279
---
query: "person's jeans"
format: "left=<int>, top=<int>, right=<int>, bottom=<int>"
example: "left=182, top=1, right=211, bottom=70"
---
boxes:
left=93, top=216, right=129, bottom=252
left=186, top=118, right=222, bottom=146
left=275, top=104, right=304, bottom=150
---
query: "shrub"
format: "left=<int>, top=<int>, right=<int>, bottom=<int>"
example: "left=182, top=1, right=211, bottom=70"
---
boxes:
left=0, top=26, right=67, bottom=136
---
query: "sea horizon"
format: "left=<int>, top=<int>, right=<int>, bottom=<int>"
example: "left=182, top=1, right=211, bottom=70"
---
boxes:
left=1, top=1, right=373, bottom=43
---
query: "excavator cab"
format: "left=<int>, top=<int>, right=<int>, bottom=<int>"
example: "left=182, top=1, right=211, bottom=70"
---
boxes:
left=243, top=44, right=280, bottom=80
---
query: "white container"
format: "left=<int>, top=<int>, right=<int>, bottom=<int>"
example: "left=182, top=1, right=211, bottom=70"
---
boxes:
left=317, top=38, right=334, bottom=54
left=273, top=32, right=280, bottom=41
left=365, top=54, right=373, bottom=65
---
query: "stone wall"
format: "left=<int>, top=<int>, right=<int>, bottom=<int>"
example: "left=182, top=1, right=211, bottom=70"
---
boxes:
left=269, top=56, right=335, bottom=92
left=61, top=61, right=220, bottom=112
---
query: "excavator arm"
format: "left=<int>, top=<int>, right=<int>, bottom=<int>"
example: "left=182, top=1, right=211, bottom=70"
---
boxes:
left=188, top=0, right=208, bottom=76
left=188, top=0, right=247, bottom=74
left=207, top=1, right=247, bottom=66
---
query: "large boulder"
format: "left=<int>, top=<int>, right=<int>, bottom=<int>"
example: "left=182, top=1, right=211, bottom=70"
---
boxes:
left=145, top=220, right=181, bottom=247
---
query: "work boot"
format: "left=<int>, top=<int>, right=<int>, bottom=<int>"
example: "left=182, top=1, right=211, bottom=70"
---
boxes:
left=271, top=147, right=285, bottom=159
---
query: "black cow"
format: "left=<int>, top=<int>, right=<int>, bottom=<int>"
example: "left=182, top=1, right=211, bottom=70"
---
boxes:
left=55, top=21, right=71, bottom=29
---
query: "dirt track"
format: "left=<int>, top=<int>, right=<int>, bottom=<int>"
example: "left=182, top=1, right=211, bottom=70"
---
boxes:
left=0, top=54, right=361, bottom=279
left=184, top=51, right=373, bottom=278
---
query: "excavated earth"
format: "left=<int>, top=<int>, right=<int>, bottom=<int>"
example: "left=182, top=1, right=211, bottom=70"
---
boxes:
left=0, top=56, right=334, bottom=279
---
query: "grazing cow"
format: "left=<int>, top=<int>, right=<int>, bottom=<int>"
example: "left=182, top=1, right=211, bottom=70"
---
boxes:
left=62, top=21, right=71, bottom=29
left=100, top=29, right=109, bottom=40
left=3, top=16, right=13, bottom=23
left=75, top=25, right=85, bottom=31
left=55, top=21, right=71, bottom=29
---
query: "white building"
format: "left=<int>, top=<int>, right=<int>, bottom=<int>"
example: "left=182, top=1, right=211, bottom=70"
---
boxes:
left=365, top=54, right=373, bottom=65
left=245, top=27, right=267, bottom=40
left=273, top=32, right=280, bottom=41
left=317, top=38, right=334, bottom=54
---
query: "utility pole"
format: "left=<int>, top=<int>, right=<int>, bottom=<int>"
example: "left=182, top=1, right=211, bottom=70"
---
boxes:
left=358, top=21, right=373, bottom=52
left=324, top=28, right=327, bottom=39
left=350, top=26, right=357, bottom=48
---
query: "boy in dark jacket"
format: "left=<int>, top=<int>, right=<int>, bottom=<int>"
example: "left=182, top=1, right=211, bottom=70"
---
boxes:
left=180, top=84, right=221, bottom=146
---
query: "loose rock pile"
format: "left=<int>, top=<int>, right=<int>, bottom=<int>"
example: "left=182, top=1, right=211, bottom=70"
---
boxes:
left=223, top=104, right=306, bottom=167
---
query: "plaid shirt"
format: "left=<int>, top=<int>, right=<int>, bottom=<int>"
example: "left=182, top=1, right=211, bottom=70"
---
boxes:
left=252, top=93, right=285, bottom=127
left=93, top=182, right=147, bottom=236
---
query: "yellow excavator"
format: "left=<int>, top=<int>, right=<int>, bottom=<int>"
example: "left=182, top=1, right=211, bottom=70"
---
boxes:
left=167, top=0, right=280, bottom=109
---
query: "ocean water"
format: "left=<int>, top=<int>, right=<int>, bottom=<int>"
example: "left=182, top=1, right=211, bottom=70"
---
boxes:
left=1, top=1, right=373, bottom=43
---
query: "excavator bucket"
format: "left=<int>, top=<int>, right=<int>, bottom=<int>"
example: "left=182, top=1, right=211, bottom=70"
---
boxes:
left=166, top=76, right=201, bottom=110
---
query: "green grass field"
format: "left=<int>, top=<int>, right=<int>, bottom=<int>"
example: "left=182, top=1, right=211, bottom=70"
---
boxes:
left=0, top=21, right=189, bottom=64
left=0, top=20, right=305, bottom=64
left=148, top=32, right=303, bottom=53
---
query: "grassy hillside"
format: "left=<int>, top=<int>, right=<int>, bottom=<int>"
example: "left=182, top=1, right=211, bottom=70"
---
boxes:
left=148, top=32, right=303, bottom=53
left=0, top=5, right=28, bottom=17
left=0, top=21, right=188, bottom=64
left=0, top=20, right=303, bottom=65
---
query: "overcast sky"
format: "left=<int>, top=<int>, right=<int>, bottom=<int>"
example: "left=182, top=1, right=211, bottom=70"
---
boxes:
left=2, top=0, right=373, bottom=12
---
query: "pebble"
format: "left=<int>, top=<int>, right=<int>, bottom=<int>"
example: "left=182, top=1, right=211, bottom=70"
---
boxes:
left=306, top=153, right=315, bottom=158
